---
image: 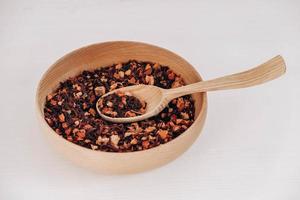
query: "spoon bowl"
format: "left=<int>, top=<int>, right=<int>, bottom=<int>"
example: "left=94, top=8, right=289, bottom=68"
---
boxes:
left=96, top=84, right=167, bottom=123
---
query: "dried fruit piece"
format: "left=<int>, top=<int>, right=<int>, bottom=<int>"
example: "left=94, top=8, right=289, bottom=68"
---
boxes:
left=58, top=113, right=65, bottom=122
left=145, top=75, right=155, bottom=85
left=125, top=69, right=131, bottom=76
left=158, top=130, right=168, bottom=139
left=181, top=112, right=189, bottom=120
left=45, top=118, right=53, bottom=126
left=74, top=120, right=80, bottom=126
left=130, top=138, right=138, bottom=145
left=124, top=131, right=134, bottom=137
left=76, top=92, right=83, bottom=97
left=91, top=144, right=98, bottom=150
left=83, top=124, right=93, bottom=130
left=62, top=122, right=68, bottom=129
left=47, top=94, right=53, bottom=101
left=65, top=128, right=72, bottom=135
left=94, top=86, right=106, bottom=96
left=119, top=71, right=125, bottom=78
left=144, top=126, right=156, bottom=133
left=77, top=129, right=86, bottom=138
left=88, top=108, right=96, bottom=116
left=176, top=97, right=185, bottom=111
left=145, top=64, right=152, bottom=75
left=168, top=71, right=175, bottom=80
left=50, top=99, right=57, bottom=106
left=110, top=83, right=118, bottom=90
left=142, top=141, right=150, bottom=149
left=96, top=136, right=109, bottom=145
left=128, top=77, right=136, bottom=84
left=110, top=135, right=120, bottom=148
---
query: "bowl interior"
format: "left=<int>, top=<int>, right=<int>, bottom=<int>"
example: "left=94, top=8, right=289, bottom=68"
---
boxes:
left=36, top=41, right=206, bottom=150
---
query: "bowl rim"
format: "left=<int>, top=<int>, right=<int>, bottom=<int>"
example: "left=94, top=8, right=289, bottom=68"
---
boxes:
left=35, top=40, right=207, bottom=155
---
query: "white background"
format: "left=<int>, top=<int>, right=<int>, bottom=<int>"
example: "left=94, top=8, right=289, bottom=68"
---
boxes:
left=1, top=0, right=300, bottom=199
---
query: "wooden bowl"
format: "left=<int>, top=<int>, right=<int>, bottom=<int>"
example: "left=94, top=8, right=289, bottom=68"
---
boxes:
left=36, top=41, right=207, bottom=174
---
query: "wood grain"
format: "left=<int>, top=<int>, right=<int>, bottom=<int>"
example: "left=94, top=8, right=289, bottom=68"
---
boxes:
left=35, top=41, right=207, bottom=174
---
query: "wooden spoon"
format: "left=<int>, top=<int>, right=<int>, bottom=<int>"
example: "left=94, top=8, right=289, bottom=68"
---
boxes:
left=96, top=55, right=286, bottom=123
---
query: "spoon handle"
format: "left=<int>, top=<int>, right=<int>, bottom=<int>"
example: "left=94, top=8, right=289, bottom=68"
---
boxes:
left=165, top=55, right=286, bottom=98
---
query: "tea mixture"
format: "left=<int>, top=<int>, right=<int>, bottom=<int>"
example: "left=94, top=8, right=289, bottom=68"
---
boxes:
left=44, top=60, right=195, bottom=152
left=98, top=91, right=147, bottom=118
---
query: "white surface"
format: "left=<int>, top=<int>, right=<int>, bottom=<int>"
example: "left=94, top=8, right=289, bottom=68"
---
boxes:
left=0, top=0, right=300, bottom=199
